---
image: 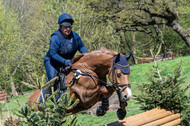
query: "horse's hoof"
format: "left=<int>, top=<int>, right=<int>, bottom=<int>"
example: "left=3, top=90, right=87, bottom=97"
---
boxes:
left=96, top=106, right=106, bottom=116
left=117, top=108, right=126, bottom=120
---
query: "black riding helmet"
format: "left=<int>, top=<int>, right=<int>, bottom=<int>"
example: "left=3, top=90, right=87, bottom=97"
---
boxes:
left=58, top=13, right=74, bottom=26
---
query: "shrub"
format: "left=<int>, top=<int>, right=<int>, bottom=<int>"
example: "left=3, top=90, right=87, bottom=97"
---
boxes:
left=134, top=60, right=190, bottom=125
left=13, top=88, right=79, bottom=126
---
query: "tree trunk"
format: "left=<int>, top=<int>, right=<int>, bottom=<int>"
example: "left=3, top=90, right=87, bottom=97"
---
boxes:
left=131, top=32, right=138, bottom=64
left=119, top=31, right=127, bottom=53
left=172, top=20, right=190, bottom=48
left=9, top=67, right=18, bottom=96
left=10, top=75, right=18, bottom=96
left=122, top=31, right=136, bottom=64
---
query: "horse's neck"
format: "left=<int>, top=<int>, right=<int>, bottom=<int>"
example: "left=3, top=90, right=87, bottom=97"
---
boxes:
left=74, top=53, right=113, bottom=78
left=92, top=58, right=112, bottom=78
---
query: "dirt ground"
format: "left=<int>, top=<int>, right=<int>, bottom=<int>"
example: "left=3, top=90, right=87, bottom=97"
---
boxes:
left=82, top=93, right=120, bottom=114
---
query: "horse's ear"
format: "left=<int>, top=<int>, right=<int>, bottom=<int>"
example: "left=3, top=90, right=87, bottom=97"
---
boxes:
left=125, top=52, right=132, bottom=60
left=115, top=53, right=121, bottom=62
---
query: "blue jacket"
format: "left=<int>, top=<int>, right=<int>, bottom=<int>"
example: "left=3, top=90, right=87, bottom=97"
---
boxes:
left=44, top=30, right=87, bottom=67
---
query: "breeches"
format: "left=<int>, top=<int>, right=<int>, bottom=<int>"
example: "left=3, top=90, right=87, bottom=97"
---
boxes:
left=44, top=60, right=59, bottom=81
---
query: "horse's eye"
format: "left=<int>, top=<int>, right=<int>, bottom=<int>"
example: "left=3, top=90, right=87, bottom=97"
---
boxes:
left=117, top=73, right=121, bottom=78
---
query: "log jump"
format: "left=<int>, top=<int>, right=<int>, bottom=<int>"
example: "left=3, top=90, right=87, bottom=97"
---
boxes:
left=107, top=108, right=181, bottom=126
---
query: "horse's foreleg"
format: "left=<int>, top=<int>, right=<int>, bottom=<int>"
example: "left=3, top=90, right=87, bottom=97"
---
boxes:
left=96, top=95, right=109, bottom=116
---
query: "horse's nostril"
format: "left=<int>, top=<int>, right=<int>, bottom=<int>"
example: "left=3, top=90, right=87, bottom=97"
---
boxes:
left=124, top=95, right=128, bottom=99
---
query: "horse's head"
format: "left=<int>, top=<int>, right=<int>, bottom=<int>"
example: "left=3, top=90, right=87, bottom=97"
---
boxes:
left=108, top=52, right=132, bottom=119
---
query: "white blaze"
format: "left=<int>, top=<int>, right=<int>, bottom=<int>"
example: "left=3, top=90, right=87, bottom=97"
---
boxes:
left=126, top=87, right=132, bottom=101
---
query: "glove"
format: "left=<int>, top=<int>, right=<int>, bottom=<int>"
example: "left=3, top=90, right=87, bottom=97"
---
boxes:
left=65, top=60, right=72, bottom=66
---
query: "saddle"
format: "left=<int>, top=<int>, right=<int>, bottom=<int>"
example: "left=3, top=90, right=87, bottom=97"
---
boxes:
left=41, top=67, right=83, bottom=102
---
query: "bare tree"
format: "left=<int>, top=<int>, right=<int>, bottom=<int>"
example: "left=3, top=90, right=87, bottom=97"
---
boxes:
left=87, top=0, right=190, bottom=48
left=126, top=0, right=190, bottom=48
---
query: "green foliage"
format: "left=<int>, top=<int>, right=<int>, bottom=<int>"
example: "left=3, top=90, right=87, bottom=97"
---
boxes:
left=0, top=0, right=21, bottom=92
left=0, top=103, right=4, bottom=119
left=163, top=28, right=185, bottom=53
left=13, top=88, right=79, bottom=126
left=177, top=5, right=190, bottom=29
left=1, top=0, right=190, bottom=101
left=134, top=60, right=190, bottom=125
left=5, top=74, right=80, bottom=126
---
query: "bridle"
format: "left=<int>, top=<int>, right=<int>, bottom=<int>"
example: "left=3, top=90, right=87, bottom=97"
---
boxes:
left=111, top=56, right=131, bottom=106
left=57, top=55, right=131, bottom=109
left=67, top=55, right=131, bottom=96
left=111, top=57, right=131, bottom=90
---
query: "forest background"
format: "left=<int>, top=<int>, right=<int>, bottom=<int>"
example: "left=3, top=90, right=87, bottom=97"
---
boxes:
left=0, top=0, right=190, bottom=96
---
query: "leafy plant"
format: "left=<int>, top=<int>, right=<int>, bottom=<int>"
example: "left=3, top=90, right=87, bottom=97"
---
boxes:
left=12, top=87, right=79, bottom=126
left=11, top=74, right=80, bottom=126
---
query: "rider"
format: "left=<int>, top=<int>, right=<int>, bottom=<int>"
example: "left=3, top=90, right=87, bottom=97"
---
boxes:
left=40, top=13, right=87, bottom=102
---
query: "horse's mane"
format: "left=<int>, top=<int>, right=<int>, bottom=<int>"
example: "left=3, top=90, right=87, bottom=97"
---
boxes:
left=72, top=47, right=118, bottom=64
left=86, top=47, right=118, bottom=56
left=72, top=54, right=84, bottom=64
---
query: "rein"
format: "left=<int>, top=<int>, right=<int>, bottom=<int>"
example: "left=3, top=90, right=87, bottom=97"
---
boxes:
left=58, top=55, right=131, bottom=110
left=65, top=56, right=131, bottom=93
left=69, top=66, right=111, bottom=87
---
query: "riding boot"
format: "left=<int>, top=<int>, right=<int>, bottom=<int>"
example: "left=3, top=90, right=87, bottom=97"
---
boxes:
left=55, top=72, right=67, bottom=101
left=59, top=72, right=67, bottom=91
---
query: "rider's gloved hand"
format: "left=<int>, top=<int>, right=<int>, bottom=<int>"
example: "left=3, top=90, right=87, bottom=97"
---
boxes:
left=65, top=60, right=72, bottom=66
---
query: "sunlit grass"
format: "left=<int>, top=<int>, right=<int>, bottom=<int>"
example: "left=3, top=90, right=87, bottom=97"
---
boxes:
left=78, top=109, right=144, bottom=126
left=2, top=95, right=30, bottom=111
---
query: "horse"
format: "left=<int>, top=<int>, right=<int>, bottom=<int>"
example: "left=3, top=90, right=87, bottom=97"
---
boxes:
left=27, top=47, right=132, bottom=120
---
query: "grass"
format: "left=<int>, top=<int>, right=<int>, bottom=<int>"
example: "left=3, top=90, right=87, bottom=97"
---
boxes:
left=0, top=95, right=30, bottom=125
left=2, top=95, right=30, bottom=111
left=1, top=55, right=190, bottom=125
left=78, top=108, right=144, bottom=126
left=130, top=56, right=190, bottom=95
left=77, top=98, right=144, bottom=126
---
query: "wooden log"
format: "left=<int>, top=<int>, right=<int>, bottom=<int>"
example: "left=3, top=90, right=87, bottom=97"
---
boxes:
left=107, top=108, right=166, bottom=126
left=0, top=93, right=8, bottom=97
left=161, top=118, right=181, bottom=126
left=0, top=97, right=6, bottom=101
left=122, top=108, right=166, bottom=122
left=124, top=110, right=173, bottom=126
left=106, top=108, right=181, bottom=126
left=0, top=91, right=9, bottom=103
left=142, top=113, right=180, bottom=126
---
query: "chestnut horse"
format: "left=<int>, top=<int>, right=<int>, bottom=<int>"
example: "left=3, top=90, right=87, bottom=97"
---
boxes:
left=27, top=47, right=132, bottom=120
